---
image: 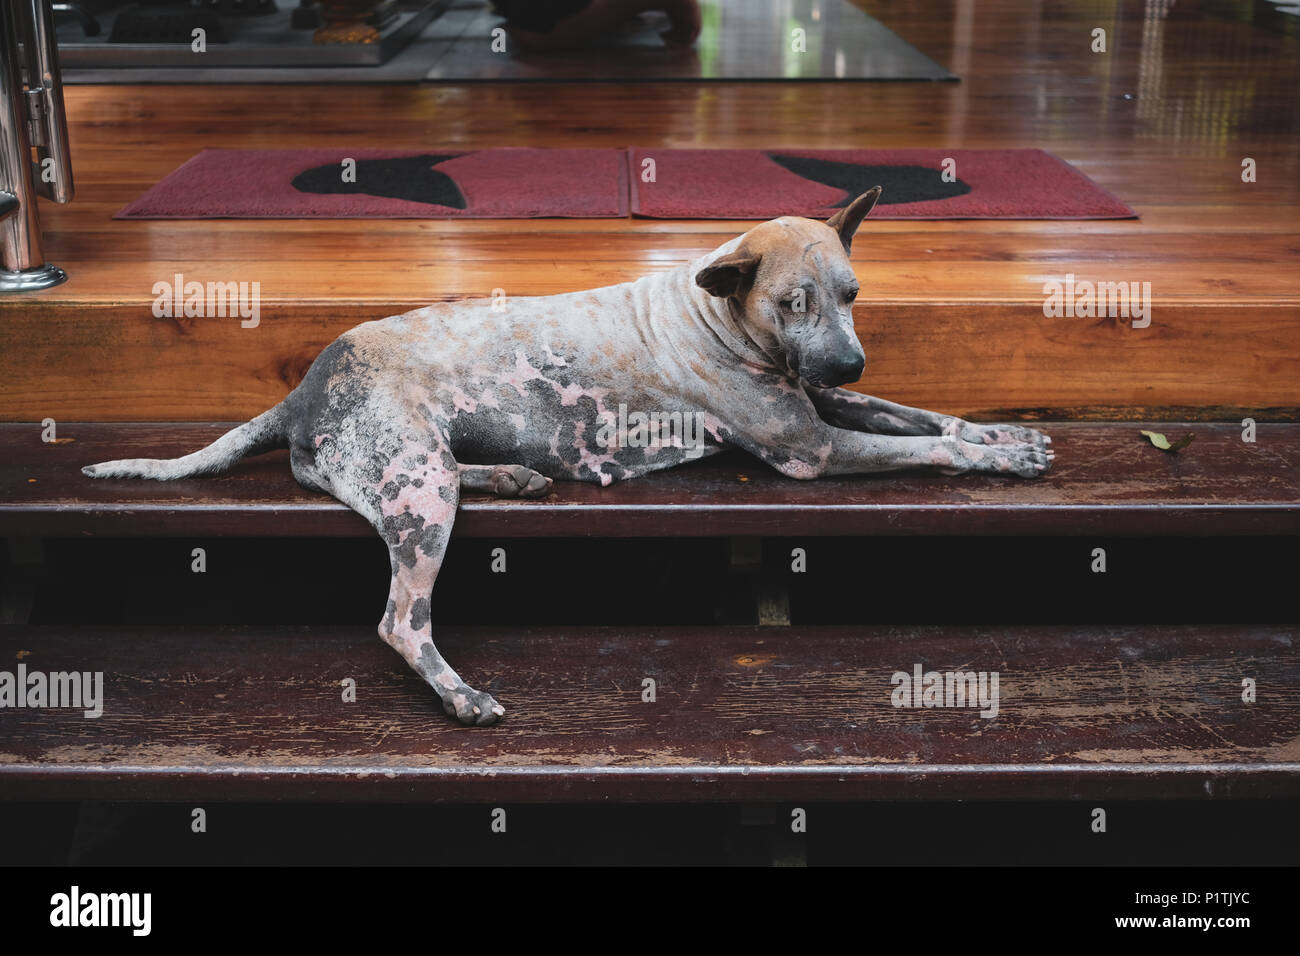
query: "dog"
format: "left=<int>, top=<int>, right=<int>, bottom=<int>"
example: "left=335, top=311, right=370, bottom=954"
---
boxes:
left=85, top=187, right=1052, bottom=725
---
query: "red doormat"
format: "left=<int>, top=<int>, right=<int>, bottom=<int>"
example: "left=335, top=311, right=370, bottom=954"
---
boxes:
left=628, top=148, right=1136, bottom=219
left=116, top=147, right=1133, bottom=220
left=115, top=147, right=630, bottom=219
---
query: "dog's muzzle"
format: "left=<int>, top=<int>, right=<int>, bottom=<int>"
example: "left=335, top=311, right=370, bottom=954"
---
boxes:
left=806, top=352, right=866, bottom=388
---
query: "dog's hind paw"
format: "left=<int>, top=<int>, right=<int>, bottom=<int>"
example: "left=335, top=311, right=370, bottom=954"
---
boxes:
left=488, top=464, right=554, bottom=499
left=442, top=686, right=506, bottom=726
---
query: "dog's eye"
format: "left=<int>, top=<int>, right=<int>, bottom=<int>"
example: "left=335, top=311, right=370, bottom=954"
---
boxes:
left=845, top=288, right=859, bottom=302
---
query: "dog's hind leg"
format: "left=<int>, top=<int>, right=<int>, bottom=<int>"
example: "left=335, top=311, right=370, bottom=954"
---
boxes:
left=290, top=446, right=330, bottom=493
left=322, top=422, right=504, bottom=726
left=457, top=463, right=553, bottom=499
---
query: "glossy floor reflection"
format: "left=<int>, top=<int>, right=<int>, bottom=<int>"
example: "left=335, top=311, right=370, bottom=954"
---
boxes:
left=425, top=0, right=954, bottom=81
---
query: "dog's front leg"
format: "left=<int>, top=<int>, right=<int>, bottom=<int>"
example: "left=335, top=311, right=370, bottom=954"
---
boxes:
left=724, top=394, right=1051, bottom=479
left=805, top=386, right=1052, bottom=451
left=771, top=425, right=1051, bottom=479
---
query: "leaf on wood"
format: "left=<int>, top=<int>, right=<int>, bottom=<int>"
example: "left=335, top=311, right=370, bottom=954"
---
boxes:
left=1140, top=429, right=1194, bottom=452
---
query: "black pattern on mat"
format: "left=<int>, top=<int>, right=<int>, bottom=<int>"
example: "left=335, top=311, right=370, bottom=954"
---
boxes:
left=768, top=154, right=972, bottom=206
left=291, top=154, right=468, bottom=209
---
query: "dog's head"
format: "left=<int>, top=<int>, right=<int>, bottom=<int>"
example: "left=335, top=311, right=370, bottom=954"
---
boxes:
left=694, top=187, right=880, bottom=388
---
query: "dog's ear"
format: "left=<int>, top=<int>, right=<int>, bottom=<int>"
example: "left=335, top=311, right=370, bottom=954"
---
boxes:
left=826, top=186, right=882, bottom=254
left=695, top=250, right=761, bottom=299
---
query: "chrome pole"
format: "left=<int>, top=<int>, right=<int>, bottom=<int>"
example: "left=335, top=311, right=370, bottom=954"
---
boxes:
left=0, top=0, right=72, bottom=292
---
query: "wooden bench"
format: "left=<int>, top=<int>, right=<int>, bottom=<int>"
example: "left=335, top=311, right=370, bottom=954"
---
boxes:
left=2, top=421, right=1298, bottom=802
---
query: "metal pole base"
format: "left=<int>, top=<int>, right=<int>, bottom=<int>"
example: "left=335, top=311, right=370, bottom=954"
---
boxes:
left=0, top=262, right=66, bottom=291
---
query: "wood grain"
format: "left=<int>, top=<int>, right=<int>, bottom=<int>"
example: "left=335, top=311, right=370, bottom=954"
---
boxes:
left=0, top=623, right=1294, bottom=802
left=3, top=298, right=1295, bottom=422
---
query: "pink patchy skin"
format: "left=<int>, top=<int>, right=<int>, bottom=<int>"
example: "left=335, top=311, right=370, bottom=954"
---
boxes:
left=83, top=189, right=1052, bottom=726
left=369, top=431, right=507, bottom=724
left=503, top=350, right=551, bottom=399
left=444, top=385, right=479, bottom=415
left=566, top=420, right=619, bottom=486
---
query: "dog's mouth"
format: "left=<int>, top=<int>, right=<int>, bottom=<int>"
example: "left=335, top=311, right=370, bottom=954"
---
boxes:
left=803, top=365, right=865, bottom=390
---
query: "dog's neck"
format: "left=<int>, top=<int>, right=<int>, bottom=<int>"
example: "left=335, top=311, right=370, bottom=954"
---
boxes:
left=670, top=246, right=791, bottom=378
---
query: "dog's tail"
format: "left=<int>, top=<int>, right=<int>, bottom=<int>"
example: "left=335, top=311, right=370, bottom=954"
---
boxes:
left=82, top=404, right=289, bottom=481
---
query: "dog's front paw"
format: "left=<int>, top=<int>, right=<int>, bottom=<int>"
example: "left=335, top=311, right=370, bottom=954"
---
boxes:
left=985, top=440, right=1052, bottom=478
left=946, top=417, right=1050, bottom=448
left=935, top=438, right=1052, bottom=478
left=971, top=423, right=1051, bottom=449
left=943, top=418, right=1054, bottom=465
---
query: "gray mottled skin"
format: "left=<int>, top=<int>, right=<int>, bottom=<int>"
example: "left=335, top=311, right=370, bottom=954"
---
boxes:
left=84, top=189, right=1052, bottom=726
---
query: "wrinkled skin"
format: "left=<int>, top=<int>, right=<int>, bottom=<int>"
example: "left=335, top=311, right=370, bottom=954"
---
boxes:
left=85, top=189, right=1051, bottom=725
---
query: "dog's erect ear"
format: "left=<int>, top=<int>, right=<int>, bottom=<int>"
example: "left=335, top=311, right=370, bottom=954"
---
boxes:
left=825, top=186, right=882, bottom=254
left=695, top=250, right=761, bottom=299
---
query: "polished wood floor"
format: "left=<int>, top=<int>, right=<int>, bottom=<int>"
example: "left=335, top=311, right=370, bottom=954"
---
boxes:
left=1, top=0, right=1297, bottom=421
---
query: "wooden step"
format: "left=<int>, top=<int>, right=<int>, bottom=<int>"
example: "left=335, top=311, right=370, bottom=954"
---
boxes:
left=1, top=623, right=1295, bottom=802
left=2, top=48, right=1298, bottom=423
left=5, top=291, right=1296, bottom=425
left=3, top=422, right=1298, bottom=538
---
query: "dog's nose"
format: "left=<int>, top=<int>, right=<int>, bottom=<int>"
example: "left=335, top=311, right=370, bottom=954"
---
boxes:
left=827, top=353, right=866, bottom=385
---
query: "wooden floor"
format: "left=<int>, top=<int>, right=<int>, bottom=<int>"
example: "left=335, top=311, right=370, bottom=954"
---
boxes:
left=1, top=0, right=1297, bottom=421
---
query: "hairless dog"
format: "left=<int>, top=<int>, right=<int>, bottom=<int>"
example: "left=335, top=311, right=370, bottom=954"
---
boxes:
left=85, top=188, right=1053, bottom=725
